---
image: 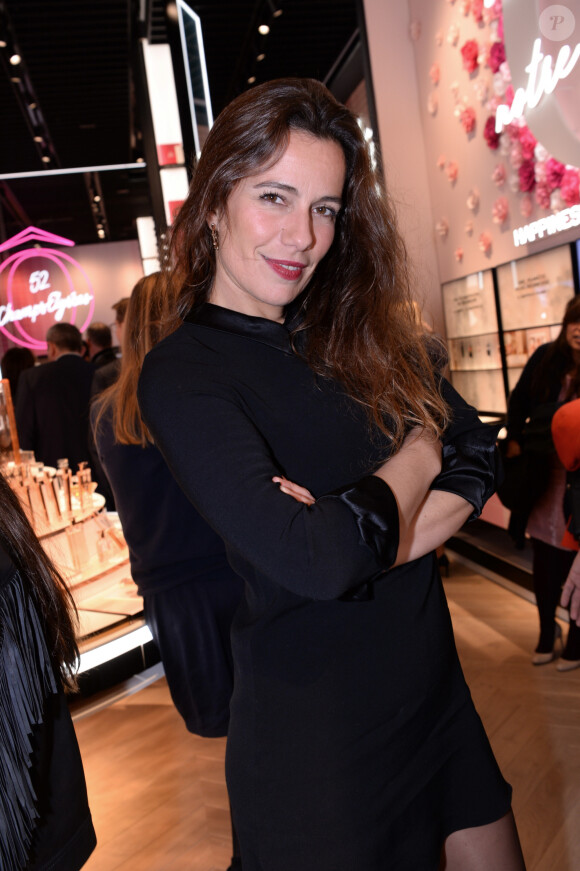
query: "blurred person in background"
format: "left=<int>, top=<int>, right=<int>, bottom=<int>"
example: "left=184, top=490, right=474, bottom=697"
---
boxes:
left=92, top=273, right=244, bottom=871
left=504, top=295, right=580, bottom=667
left=16, top=323, right=93, bottom=470
left=84, top=322, right=116, bottom=370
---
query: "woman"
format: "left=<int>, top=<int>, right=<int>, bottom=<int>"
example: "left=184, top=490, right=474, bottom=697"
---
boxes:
left=505, top=295, right=580, bottom=668
left=92, top=274, right=244, bottom=869
left=138, top=79, right=525, bottom=870
left=0, top=471, right=96, bottom=870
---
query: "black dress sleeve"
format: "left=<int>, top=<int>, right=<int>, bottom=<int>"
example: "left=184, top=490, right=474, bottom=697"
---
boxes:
left=505, top=343, right=552, bottom=445
left=138, top=340, right=397, bottom=601
left=429, top=379, right=501, bottom=519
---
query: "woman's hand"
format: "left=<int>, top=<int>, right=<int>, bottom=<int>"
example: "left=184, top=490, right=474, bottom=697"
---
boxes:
left=561, top=550, right=580, bottom=626
left=273, top=476, right=315, bottom=506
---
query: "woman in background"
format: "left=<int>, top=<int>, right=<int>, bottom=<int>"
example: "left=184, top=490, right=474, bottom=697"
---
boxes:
left=505, top=295, right=580, bottom=668
left=0, top=471, right=96, bottom=870
left=92, top=273, right=244, bottom=870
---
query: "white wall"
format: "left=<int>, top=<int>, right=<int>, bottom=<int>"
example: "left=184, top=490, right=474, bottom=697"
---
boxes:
left=71, top=240, right=144, bottom=326
left=362, top=0, right=444, bottom=335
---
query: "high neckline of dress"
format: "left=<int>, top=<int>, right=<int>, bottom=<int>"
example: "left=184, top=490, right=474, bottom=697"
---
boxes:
left=185, top=302, right=300, bottom=354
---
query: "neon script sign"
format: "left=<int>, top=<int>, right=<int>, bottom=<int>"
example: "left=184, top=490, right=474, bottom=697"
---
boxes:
left=0, top=227, right=95, bottom=352
left=495, top=37, right=580, bottom=132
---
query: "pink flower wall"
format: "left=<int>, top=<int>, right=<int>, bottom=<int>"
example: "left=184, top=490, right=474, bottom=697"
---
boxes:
left=408, top=0, right=580, bottom=281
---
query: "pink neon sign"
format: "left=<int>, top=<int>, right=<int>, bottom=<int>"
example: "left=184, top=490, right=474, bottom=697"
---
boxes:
left=0, top=227, right=95, bottom=352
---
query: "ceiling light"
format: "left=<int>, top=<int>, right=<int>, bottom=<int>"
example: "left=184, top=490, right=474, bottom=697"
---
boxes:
left=41, top=155, right=50, bottom=163
left=97, top=229, right=106, bottom=239
left=9, top=53, right=21, bottom=65
left=273, top=9, right=283, bottom=17
left=93, top=195, right=101, bottom=203
left=257, top=53, right=266, bottom=61
left=33, top=135, right=43, bottom=143
left=10, top=76, right=20, bottom=83
left=258, top=24, right=269, bottom=35
left=248, top=76, right=256, bottom=84
left=28, top=102, right=37, bottom=110
left=0, top=39, right=7, bottom=48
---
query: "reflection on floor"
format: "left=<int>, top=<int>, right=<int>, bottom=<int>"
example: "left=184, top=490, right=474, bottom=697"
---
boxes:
left=73, top=556, right=580, bottom=871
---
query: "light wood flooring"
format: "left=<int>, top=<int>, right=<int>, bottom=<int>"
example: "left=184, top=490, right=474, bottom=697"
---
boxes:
left=73, top=557, right=580, bottom=870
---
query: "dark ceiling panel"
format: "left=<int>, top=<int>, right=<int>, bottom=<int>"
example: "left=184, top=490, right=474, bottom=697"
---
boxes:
left=0, top=0, right=361, bottom=246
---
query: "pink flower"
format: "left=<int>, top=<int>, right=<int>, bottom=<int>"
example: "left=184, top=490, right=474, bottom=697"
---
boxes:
left=461, top=39, right=480, bottom=73
left=455, top=247, right=464, bottom=262
left=460, top=106, right=477, bottom=134
left=429, top=63, right=440, bottom=85
left=484, top=115, right=500, bottom=149
left=448, top=24, right=460, bottom=46
left=505, top=85, right=514, bottom=106
left=520, top=194, right=533, bottom=218
left=479, top=231, right=492, bottom=254
left=446, top=161, right=459, bottom=183
left=535, top=182, right=551, bottom=209
left=535, top=161, right=547, bottom=184
left=472, top=0, right=484, bottom=22
left=545, top=157, right=566, bottom=191
left=436, top=218, right=449, bottom=238
left=492, top=196, right=509, bottom=224
left=492, top=163, right=506, bottom=186
left=519, top=159, right=536, bottom=192
left=509, top=142, right=523, bottom=170
left=437, top=154, right=447, bottom=170
left=561, top=167, right=580, bottom=206
left=461, top=0, right=471, bottom=15
left=466, top=189, right=480, bottom=211
left=519, top=128, right=537, bottom=160
left=488, top=41, right=506, bottom=73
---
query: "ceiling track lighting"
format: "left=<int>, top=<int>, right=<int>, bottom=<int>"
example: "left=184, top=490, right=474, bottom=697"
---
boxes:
left=9, top=52, right=21, bottom=65
left=84, top=171, right=109, bottom=242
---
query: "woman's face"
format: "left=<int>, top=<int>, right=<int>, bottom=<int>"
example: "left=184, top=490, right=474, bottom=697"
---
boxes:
left=566, top=319, right=580, bottom=358
left=208, top=131, right=346, bottom=322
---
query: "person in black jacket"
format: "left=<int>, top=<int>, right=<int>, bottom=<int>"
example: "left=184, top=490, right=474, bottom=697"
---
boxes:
left=505, top=295, right=580, bottom=667
left=15, top=323, right=93, bottom=470
left=0, top=470, right=96, bottom=870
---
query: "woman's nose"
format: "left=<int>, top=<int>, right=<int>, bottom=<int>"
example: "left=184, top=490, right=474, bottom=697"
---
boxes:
left=281, top=209, right=315, bottom=251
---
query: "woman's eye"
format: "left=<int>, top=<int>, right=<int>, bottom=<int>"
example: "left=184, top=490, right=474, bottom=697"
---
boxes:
left=313, top=205, right=337, bottom=219
left=260, top=192, right=284, bottom=204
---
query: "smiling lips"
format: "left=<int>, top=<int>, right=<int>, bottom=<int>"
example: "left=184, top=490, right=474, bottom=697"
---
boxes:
left=263, top=256, right=307, bottom=281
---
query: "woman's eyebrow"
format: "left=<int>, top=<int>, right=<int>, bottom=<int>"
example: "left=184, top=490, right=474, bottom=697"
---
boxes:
left=253, top=181, right=342, bottom=204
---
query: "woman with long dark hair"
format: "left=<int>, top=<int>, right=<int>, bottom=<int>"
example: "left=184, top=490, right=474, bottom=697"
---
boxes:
left=505, top=295, right=580, bottom=669
left=0, top=471, right=96, bottom=870
left=138, top=78, right=525, bottom=870
left=92, top=273, right=244, bottom=869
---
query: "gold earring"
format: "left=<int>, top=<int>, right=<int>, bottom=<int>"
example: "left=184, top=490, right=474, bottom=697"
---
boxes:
left=210, top=223, right=219, bottom=251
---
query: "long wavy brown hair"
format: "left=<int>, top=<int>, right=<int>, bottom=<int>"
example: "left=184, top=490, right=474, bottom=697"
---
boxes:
left=168, top=77, right=448, bottom=447
left=93, top=272, right=174, bottom=446
left=0, top=472, right=79, bottom=690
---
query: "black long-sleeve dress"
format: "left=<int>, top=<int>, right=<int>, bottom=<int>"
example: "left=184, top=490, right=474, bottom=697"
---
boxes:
left=138, top=303, right=512, bottom=871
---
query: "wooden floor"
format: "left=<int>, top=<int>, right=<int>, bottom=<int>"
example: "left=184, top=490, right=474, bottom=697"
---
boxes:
left=73, top=557, right=580, bottom=871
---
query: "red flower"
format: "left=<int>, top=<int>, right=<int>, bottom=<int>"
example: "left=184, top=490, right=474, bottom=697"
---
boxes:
left=488, top=41, right=505, bottom=74
left=518, top=159, right=536, bottom=192
left=461, top=39, right=480, bottom=73
left=472, top=0, right=484, bottom=22
left=519, top=128, right=537, bottom=161
left=561, top=168, right=580, bottom=206
left=484, top=116, right=500, bottom=149
left=545, top=157, right=566, bottom=191
left=534, top=183, right=551, bottom=210
left=460, top=106, right=477, bottom=134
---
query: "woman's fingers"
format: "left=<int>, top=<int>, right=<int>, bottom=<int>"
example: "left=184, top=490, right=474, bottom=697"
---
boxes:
left=561, top=551, right=580, bottom=626
left=273, top=476, right=315, bottom=505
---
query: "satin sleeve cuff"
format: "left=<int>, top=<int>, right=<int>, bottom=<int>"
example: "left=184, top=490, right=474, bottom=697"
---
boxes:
left=330, top=475, right=400, bottom=569
left=431, top=424, right=501, bottom=520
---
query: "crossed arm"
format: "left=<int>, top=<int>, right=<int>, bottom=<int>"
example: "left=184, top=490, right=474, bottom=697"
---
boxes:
left=274, top=427, right=473, bottom=569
